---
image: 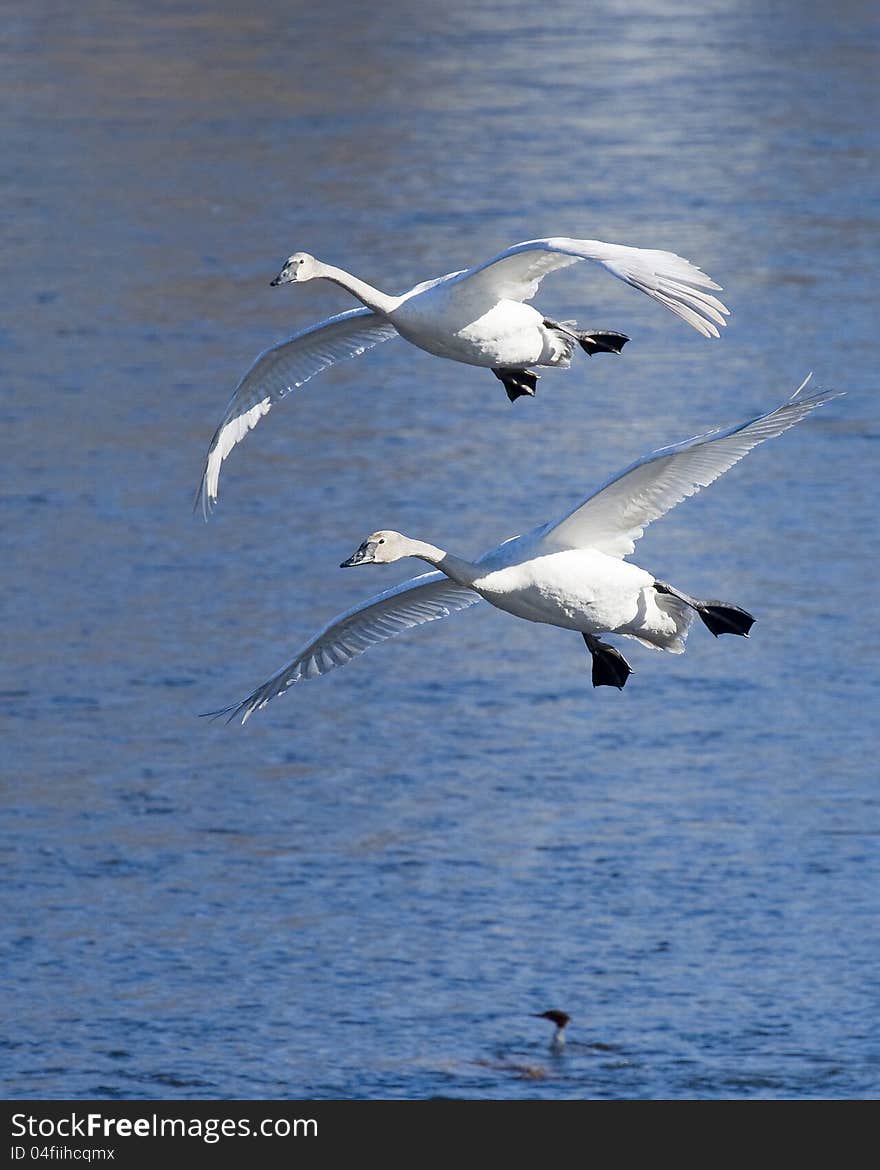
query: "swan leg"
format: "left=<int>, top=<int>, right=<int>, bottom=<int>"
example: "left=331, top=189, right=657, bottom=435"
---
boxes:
left=582, top=633, right=632, bottom=689
left=492, top=367, right=539, bottom=403
left=654, top=580, right=755, bottom=638
left=542, top=319, right=629, bottom=357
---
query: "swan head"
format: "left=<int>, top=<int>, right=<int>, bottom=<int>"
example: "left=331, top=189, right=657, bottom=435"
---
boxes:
left=271, top=252, right=322, bottom=286
left=340, top=530, right=411, bottom=568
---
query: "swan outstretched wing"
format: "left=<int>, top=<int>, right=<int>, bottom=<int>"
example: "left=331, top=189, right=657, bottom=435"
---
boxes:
left=542, top=379, right=841, bottom=559
left=207, top=572, right=483, bottom=724
left=457, top=237, right=729, bottom=337
left=197, top=308, right=399, bottom=516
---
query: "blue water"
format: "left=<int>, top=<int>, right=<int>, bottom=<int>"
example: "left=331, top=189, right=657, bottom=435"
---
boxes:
left=3, top=0, right=878, bottom=1099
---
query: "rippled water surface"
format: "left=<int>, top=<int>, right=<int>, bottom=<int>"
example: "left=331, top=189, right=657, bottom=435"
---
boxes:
left=3, top=0, right=878, bottom=1099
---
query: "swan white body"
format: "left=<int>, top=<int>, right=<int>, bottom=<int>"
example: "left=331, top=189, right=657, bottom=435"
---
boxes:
left=433, top=541, right=687, bottom=650
left=198, top=238, right=729, bottom=514
left=210, top=379, right=839, bottom=724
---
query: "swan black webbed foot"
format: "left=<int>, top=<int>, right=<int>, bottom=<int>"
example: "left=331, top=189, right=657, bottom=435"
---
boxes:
left=582, top=633, right=632, bottom=689
left=542, top=318, right=630, bottom=357
left=575, top=329, right=630, bottom=356
left=654, top=580, right=755, bottom=638
left=492, top=367, right=540, bottom=403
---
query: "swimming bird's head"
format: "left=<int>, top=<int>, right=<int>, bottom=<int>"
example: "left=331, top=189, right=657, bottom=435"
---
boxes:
left=271, top=251, right=321, bottom=286
left=533, top=1010, right=571, bottom=1031
left=340, top=530, right=409, bottom=568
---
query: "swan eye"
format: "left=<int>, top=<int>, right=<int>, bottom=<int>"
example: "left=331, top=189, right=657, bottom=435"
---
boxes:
left=378, top=538, right=385, bottom=544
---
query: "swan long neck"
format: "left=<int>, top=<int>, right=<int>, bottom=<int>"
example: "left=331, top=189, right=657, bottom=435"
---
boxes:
left=403, top=539, right=481, bottom=588
left=317, top=262, right=401, bottom=317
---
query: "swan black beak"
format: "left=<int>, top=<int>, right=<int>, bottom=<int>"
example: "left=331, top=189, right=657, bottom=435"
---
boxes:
left=270, top=263, right=296, bottom=287
left=340, top=540, right=378, bottom=568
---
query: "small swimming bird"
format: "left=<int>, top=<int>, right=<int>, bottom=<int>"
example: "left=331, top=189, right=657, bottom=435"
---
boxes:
left=198, top=237, right=728, bottom=514
left=209, top=378, right=838, bottom=724
left=533, top=1010, right=571, bottom=1051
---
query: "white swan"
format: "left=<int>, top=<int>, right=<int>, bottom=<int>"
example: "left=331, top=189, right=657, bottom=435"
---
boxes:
left=210, top=379, right=838, bottom=724
left=198, top=238, right=729, bottom=514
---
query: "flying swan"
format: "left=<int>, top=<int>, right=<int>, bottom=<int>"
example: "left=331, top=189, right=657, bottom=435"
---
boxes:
left=209, top=378, right=838, bottom=724
left=198, top=238, right=729, bottom=514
